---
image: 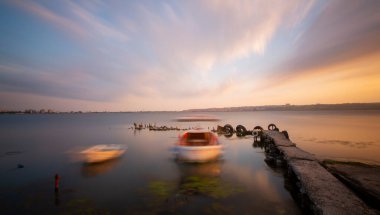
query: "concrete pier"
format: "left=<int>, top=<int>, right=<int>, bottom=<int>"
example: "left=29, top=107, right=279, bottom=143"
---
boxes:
left=263, top=130, right=378, bottom=215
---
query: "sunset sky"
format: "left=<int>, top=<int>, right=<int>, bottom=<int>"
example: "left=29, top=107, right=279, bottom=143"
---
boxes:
left=1, top=0, right=380, bottom=111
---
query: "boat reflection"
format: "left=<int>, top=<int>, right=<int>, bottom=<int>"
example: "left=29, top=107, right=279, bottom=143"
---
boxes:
left=175, top=160, right=242, bottom=199
left=81, top=158, right=121, bottom=177
left=176, top=160, right=222, bottom=178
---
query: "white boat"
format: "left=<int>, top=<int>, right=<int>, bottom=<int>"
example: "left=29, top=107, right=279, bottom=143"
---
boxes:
left=174, top=129, right=223, bottom=162
left=81, top=144, right=127, bottom=163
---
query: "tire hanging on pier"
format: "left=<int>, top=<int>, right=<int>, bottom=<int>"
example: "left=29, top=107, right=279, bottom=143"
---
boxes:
left=236, top=125, right=247, bottom=136
left=252, top=125, right=263, bottom=142
left=223, top=124, right=234, bottom=134
left=252, top=130, right=260, bottom=137
left=281, top=130, right=289, bottom=139
left=268, top=123, right=278, bottom=131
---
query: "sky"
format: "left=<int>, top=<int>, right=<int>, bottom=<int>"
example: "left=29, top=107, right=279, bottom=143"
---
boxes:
left=0, top=0, right=380, bottom=111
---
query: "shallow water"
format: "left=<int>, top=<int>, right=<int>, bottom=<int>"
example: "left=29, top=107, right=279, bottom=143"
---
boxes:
left=0, top=111, right=379, bottom=214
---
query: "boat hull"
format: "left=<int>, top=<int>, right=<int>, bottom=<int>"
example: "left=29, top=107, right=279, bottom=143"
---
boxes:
left=81, top=145, right=126, bottom=163
left=175, top=145, right=222, bottom=162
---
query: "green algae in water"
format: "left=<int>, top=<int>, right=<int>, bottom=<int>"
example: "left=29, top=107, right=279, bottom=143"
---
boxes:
left=148, top=176, right=243, bottom=200
left=180, top=176, right=243, bottom=198
left=145, top=176, right=244, bottom=214
left=148, top=181, right=175, bottom=199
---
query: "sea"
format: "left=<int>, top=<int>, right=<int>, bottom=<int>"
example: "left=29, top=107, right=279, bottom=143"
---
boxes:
left=0, top=111, right=379, bottom=214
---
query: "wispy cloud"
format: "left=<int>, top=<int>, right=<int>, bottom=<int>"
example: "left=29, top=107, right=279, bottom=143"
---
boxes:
left=276, top=0, right=380, bottom=77
left=11, top=1, right=87, bottom=38
left=0, top=63, right=116, bottom=101
left=1, top=0, right=379, bottom=110
left=68, top=1, right=129, bottom=42
left=120, top=0, right=316, bottom=98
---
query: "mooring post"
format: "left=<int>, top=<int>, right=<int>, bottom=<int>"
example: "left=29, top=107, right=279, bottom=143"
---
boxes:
left=54, top=174, right=60, bottom=193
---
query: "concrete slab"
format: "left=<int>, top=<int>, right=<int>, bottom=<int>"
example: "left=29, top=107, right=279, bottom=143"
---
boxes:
left=278, top=146, right=316, bottom=161
left=289, top=159, right=377, bottom=215
left=263, top=131, right=296, bottom=147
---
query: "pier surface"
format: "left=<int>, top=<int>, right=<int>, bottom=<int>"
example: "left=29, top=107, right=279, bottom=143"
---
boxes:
left=263, top=130, right=378, bottom=215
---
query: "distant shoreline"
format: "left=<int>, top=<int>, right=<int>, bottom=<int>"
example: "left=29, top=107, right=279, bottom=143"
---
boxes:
left=1, top=102, right=380, bottom=114
left=183, top=103, right=380, bottom=112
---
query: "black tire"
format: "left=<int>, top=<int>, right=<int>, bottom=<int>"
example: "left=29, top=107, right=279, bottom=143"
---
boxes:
left=252, top=130, right=260, bottom=137
left=268, top=123, right=277, bottom=131
left=253, top=126, right=263, bottom=131
left=236, top=125, right=247, bottom=136
left=281, top=130, right=289, bottom=139
left=223, top=124, right=234, bottom=134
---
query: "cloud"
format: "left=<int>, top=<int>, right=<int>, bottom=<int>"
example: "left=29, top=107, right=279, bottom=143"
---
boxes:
left=250, top=52, right=380, bottom=105
left=276, top=0, right=380, bottom=77
left=120, top=0, right=317, bottom=98
left=0, top=63, right=118, bottom=101
left=68, top=1, right=129, bottom=42
left=11, top=1, right=130, bottom=42
left=141, top=0, right=314, bottom=66
left=0, top=91, right=116, bottom=111
left=1, top=0, right=317, bottom=107
left=10, top=1, right=87, bottom=38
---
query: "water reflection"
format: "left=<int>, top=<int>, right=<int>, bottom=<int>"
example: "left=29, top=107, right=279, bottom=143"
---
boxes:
left=253, top=140, right=266, bottom=149
left=144, top=160, right=245, bottom=214
left=176, top=161, right=243, bottom=199
left=299, top=137, right=375, bottom=148
left=315, top=139, right=374, bottom=148
left=176, top=161, right=222, bottom=178
left=81, top=158, right=121, bottom=177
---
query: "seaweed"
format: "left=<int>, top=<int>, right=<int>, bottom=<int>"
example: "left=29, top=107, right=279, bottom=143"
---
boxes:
left=148, top=181, right=175, bottom=200
left=179, top=176, right=242, bottom=199
left=148, top=176, right=243, bottom=200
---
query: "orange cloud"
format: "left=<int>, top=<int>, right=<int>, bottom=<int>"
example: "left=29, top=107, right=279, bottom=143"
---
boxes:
left=252, top=51, right=380, bottom=105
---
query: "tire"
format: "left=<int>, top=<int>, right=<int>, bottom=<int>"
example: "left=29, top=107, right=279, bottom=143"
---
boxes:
left=281, top=130, right=289, bottom=139
left=268, top=123, right=277, bottom=131
left=223, top=124, right=234, bottom=134
left=253, top=126, right=263, bottom=131
left=252, top=130, right=260, bottom=137
left=236, top=125, right=247, bottom=136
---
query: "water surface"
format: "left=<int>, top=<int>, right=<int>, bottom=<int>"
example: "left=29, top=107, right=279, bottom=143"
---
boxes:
left=0, top=111, right=379, bottom=214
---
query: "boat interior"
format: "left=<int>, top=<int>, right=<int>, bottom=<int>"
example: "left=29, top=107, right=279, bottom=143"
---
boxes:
left=183, top=132, right=215, bottom=146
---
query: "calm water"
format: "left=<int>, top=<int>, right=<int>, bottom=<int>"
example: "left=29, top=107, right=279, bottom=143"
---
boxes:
left=0, top=111, right=379, bottom=214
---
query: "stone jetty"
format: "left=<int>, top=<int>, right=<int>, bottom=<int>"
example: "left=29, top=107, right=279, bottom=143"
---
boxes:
left=262, top=130, right=378, bottom=215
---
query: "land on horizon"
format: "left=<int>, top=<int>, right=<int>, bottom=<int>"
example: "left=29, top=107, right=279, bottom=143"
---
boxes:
left=1, top=102, right=380, bottom=114
left=184, top=102, right=380, bottom=112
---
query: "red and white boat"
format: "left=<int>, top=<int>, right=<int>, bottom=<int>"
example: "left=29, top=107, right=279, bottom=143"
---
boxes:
left=175, top=129, right=223, bottom=162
